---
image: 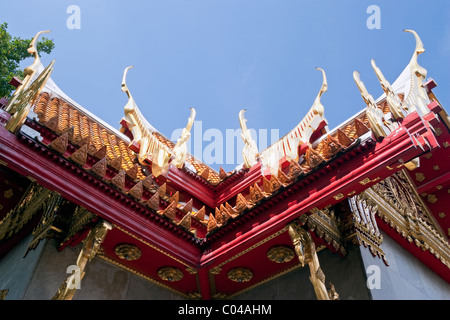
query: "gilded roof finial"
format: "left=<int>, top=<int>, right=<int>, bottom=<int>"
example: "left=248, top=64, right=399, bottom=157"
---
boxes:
left=353, top=71, right=390, bottom=140
left=404, top=29, right=426, bottom=80
left=239, top=109, right=259, bottom=168
left=371, top=59, right=406, bottom=120
left=6, top=30, right=51, bottom=114
left=23, top=30, right=51, bottom=79
left=312, top=67, right=328, bottom=117
left=172, top=107, right=196, bottom=169
left=122, top=66, right=137, bottom=116
left=403, top=29, right=430, bottom=116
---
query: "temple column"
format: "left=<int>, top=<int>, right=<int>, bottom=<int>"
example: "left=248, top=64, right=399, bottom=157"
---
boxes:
left=288, top=223, right=338, bottom=300
left=52, top=219, right=112, bottom=300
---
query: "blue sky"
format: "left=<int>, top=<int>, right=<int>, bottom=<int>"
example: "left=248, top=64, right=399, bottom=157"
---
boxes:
left=2, top=1, right=450, bottom=171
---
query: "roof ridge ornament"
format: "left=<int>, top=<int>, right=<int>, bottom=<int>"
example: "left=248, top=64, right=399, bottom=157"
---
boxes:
left=239, top=109, right=259, bottom=169
left=371, top=59, right=408, bottom=120
left=172, top=107, right=196, bottom=169
left=259, top=67, right=329, bottom=176
left=120, top=66, right=171, bottom=176
left=353, top=70, right=393, bottom=141
left=6, top=30, right=51, bottom=114
left=403, top=29, right=430, bottom=116
left=312, top=67, right=328, bottom=118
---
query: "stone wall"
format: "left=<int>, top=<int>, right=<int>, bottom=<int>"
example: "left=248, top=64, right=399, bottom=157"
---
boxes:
left=233, top=244, right=371, bottom=300
left=1, top=230, right=449, bottom=300
left=0, top=236, right=184, bottom=300
left=359, top=230, right=450, bottom=300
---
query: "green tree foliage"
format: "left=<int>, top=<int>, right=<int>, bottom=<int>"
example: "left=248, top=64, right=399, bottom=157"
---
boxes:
left=0, top=22, right=55, bottom=98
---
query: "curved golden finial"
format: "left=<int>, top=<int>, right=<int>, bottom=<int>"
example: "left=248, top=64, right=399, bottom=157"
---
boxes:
left=239, top=109, right=259, bottom=168
left=404, top=29, right=425, bottom=55
left=403, top=29, right=430, bottom=116
left=121, top=66, right=137, bottom=116
left=172, top=107, right=196, bottom=168
left=353, top=71, right=377, bottom=109
left=404, top=29, right=426, bottom=79
left=371, top=59, right=405, bottom=119
left=23, top=30, right=51, bottom=78
left=353, top=70, right=390, bottom=140
left=6, top=30, right=51, bottom=113
left=312, top=67, right=328, bottom=117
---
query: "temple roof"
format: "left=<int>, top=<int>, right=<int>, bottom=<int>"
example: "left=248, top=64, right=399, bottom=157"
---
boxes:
left=0, top=29, right=449, bottom=298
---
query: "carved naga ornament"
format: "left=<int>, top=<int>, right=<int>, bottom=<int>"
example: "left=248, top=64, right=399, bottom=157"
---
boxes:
left=6, top=30, right=51, bottom=114
left=171, top=107, right=196, bottom=169
left=259, top=67, right=329, bottom=175
left=288, top=224, right=338, bottom=300
left=121, top=66, right=195, bottom=176
left=371, top=59, right=407, bottom=120
left=403, top=29, right=430, bottom=116
left=239, top=109, right=259, bottom=168
left=353, top=71, right=393, bottom=140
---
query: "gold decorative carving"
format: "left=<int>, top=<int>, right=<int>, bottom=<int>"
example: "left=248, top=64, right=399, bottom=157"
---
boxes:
left=157, top=183, right=167, bottom=199
left=369, top=171, right=450, bottom=268
left=249, top=183, right=264, bottom=204
left=239, top=109, right=259, bottom=168
left=288, top=159, right=303, bottom=179
left=306, top=147, right=324, bottom=169
left=126, top=164, right=139, bottom=180
left=0, top=182, right=52, bottom=242
left=345, top=194, right=387, bottom=265
left=219, top=167, right=228, bottom=180
left=353, top=71, right=393, bottom=140
left=371, top=59, right=407, bottom=120
left=171, top=108, right=196, bottom=169
left=50, top=132, right=69, bottom=154
left=182, top=198, right=193, bottom=213
left=177, top=212, right=192, bottom=231
left=333, top=193, right=344, bottom=201
left=427, top=194, right=438, bottom=204
left=25, top=192, right=64, bottom=256
left=111, top=169, right=126, bottom=191
left=108, top=156, right=122, bottom=171
left=69, top=144, right=88, bottom=166
left=120, top=66, right=172, bottom=175
left=259, top=67, right=328, bottom=167
left=235, top=193, right=251, bottom=213
left=146, top=191, right=160, bottom=211
left=115, top=243, right=142, bottom=261
left=127, top=181, right=143, bottom=200
left=415, top=172, right=425, bottom=182
left=91, top=157, right=107, bottom=178
left=227, top=267, right=253, bottom=282
left=337, top=129, right=352, bottom=147
left=160, top=201, right=177, bottom=220
left=359, top=177, right=380, bottom=186
left=288, top=223, right=338, bottom=300
left=157, top=267, right=183, bottom=282
left=267, top=246, right=295, bottom=263
left=0, top=289, right=8, bottom=300
left=53, top=220, right=112, bottom=300
left=193, top=206, right=205, bottom=221
left=207, top=213, right=218, bottom=233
